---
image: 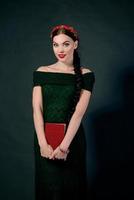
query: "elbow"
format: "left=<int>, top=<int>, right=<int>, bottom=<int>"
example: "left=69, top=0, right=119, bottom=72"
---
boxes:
left=74, top=104, right=89, bottom=120
left=32, top=104, right=43, bottom=116
left=73, top=109, right=85, bottom=121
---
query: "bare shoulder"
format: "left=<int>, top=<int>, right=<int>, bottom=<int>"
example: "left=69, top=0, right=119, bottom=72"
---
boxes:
left=36, top=66, right=49, bottom=72
left=81, top=67, right=93, bottom=74
left=36, top=64, right=57, bottom=72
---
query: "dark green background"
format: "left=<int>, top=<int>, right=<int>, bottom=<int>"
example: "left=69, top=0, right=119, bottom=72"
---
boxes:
left=0, top=0, right=134, bottom=199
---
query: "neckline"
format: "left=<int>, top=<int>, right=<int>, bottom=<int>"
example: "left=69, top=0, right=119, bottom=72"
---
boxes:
left=34, top=71, right=93, bottom=76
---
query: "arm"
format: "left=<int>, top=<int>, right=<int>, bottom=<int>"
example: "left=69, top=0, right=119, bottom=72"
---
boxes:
left=60, top=89, right=92, bottom=151
left=32, top=86, right=47, bottom=146
left=50, top=89, right=92, bottom=159
left=32, top=85, right=53, bottom=157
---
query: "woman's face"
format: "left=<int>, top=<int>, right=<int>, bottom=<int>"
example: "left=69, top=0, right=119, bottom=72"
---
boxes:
left=52, top=33, right=78, bottom=63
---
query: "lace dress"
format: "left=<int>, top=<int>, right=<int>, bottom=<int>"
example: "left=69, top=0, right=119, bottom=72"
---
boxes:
left=32, top=70, right=95, bottom=200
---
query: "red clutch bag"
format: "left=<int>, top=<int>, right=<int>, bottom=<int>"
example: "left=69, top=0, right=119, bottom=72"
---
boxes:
left=44, top=122, right=66, bottom=150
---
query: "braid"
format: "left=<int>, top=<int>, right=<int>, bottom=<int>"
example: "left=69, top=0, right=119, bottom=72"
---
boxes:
left=50, top=24, right=83, bottom=125
left=66, top=50, right=83, bottom=124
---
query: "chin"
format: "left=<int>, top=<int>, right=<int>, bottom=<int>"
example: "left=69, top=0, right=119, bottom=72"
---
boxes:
left=58, top=58, right=67, bottom=62
left=58, top=60, right=66, bottom=64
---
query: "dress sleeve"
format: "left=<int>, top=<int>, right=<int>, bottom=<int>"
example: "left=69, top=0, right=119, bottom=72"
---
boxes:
left=32, top=71, right=42, bottom=87
left=82, top=72, right=95, bottom=92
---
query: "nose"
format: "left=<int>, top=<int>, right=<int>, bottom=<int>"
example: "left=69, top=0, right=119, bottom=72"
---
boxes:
left=58, top=45, right=64, bottom=53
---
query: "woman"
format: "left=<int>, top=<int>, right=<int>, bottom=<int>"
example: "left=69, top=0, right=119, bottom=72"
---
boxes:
left=32, top=24, right=95, bottom=200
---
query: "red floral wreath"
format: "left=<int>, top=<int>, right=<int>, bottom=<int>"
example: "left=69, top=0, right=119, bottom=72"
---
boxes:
left=50, top=24, right=78, bottom=39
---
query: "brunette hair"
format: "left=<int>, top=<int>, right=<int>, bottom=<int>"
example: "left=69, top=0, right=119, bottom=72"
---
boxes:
left=50, top=24, right=83, bottom=124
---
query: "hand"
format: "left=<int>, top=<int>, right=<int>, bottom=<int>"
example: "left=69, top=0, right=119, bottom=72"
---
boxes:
left=40, top=144, right=53, bottom=159
left=49, top=146, right=69, bottom=161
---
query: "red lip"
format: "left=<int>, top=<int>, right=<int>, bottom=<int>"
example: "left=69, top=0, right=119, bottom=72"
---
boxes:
left=58, top=54, right=66, bottom=58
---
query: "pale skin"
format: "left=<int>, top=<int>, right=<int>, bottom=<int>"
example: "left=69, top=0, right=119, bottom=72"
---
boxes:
left=32, top=33, right=92, bottom=161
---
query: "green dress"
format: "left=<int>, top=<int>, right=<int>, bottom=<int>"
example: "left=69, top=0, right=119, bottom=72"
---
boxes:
left=32, top=70, right=95, bottom=200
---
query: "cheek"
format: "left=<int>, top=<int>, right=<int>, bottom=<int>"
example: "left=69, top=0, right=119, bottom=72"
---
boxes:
left=66, top=47, right=74, bottom=55
left=53, top=47, right=57, bottom=54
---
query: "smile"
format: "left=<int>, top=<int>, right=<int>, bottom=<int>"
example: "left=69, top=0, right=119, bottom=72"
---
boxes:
left=58, top=54, right=66, bottom=58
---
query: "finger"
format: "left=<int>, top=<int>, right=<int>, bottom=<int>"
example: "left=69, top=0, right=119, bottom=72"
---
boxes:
left=49, top=154, right=55, bottom=159
left=49, top=153, right=55, bottom=159
left=41, top=155, right=48, bottom=158
left=48, top=146, right=54, bottom=152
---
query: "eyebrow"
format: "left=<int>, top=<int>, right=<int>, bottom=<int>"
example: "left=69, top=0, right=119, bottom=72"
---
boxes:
left=53, top=40, right=70, bottom=44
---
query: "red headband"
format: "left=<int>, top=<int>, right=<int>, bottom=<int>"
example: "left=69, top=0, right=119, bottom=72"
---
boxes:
left=50, top=24, right=78, bottom=39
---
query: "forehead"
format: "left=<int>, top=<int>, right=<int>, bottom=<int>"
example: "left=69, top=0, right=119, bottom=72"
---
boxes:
left=53, top=34, right=73, bottom=43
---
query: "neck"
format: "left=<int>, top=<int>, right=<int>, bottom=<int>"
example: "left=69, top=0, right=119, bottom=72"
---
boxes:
left=55, top=61, right=74, bottom=72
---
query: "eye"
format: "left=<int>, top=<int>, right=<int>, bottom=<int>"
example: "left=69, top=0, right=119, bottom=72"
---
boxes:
left=64, top=43, right=70, bottom=47
left=53, top=43, right=58, bottom=47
